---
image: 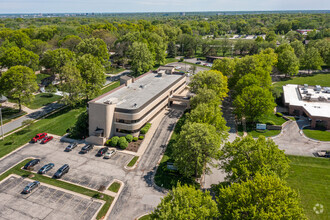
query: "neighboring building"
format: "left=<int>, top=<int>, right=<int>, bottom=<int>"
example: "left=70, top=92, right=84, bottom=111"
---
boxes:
left=283, top=84, right=330, bottom=129
left=86, top=69, right=187, bottom=145
left=296, top=29, right=314, bottom=35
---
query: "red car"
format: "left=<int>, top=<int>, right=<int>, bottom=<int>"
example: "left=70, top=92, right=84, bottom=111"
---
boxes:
left=41, top=136, right=53, bottom=144
left=31, top=133, right=47, bottom=143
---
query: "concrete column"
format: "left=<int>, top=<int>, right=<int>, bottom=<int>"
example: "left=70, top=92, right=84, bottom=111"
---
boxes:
left=311, top=118, right=316, bottom=128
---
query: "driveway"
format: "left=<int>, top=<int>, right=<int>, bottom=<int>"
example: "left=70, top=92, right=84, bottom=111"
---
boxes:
left=168, top=62, right=210, bottom=74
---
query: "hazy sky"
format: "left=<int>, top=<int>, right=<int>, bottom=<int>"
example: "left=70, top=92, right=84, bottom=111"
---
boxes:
left=0, top=0, right=329, bottom=13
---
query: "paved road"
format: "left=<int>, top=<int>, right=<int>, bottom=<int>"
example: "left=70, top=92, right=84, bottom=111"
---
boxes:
left=108, top=106, right=184, bottom=219
left=1, top=102, right=64, bottom=135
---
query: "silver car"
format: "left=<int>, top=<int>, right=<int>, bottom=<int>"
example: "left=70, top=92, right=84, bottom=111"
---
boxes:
left=104, top=149, right=116, bottom=159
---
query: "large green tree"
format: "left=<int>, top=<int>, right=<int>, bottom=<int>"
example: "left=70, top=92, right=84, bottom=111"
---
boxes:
left=190, top=88, right=220, bottom=108
left=190, top=70, right=228, bottom=100
left=212, top=58, right=236, bottom=77
left=128, top=41, right=154, bottom=75
left=167, top=41, right=177, bottom=58
left=151, top=183, right=218, bottom=220
left=215, top=173, right=306, bottom=220
left=233, top=85, right=276, bottom=122
left=0, top=66, right=38, bottom=111
left=76, top=37, right=109, bottom=63
left=173, top=122, right=222, bottom=177
left=290, top=40, right=305, bottom=59
left=0, top=46, right=39, bottom=70
left=277, top=49, right=300, bottom=76
left=40, top=48, right=75, bottom=75
left=300, top=47, right=324, bottom=73
left=219, top=136, right=290, bottom=182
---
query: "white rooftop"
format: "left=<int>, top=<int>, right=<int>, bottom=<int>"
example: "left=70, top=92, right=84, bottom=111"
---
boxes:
left=95, top=72, right=185, bottom=110
left=283, top=84, right=330, bottom=118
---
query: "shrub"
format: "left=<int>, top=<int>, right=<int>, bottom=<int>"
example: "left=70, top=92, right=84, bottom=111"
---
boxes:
left=118, top=137, right=128, bottom=149
left=133, top=137, right=138, bottom=142
left=265, top=120, right=275, bottom=125
left=105, top=139, right=111, bottom=146
left=110, top=136, right=119, bottom=147
left=276, top=112, right=283, bottom=117
left=139, top=135, right=145, bottom=140
left=140, top=123, right=151, bottom=134
left=179, top=57, right=184, bottom=62
left=125, top=134, right=133, bottom=143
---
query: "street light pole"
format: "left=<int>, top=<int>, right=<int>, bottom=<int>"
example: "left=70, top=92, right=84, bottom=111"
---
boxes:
left=0, top=108, right=4, bottom=140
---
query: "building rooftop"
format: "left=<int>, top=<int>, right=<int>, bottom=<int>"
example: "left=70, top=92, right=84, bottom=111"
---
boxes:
left=283, top=84, right=330, bottom=118
left=94, top=72, right=185, bottom=110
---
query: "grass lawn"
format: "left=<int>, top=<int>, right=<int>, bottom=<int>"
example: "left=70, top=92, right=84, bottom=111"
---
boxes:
left=257, top=114, right=287, bottom=125
left=127, top=156, right=139, bottom=167
left=139, top=214, right=152, bottom=220
left=108, top=182, right=121, bottom=193
left=273, top=73, right=330, bottom=95
left=286, top=116, right=297, bottom=121
left=107, top=67, right=125, bottom=75
left=36, top=73, right=50, bottom=84
left=0, top=159, right=113, bottom=220
left=152, top=58, right=179, bottom=70
left=1, top=107, right=27, bottom=124
left=303, top=129, right=330, bottom=141
left=28, top=93, right=62, bottom=109
left=247, top=129, right=281, bottom=138
left=0, top=107, right=85, bottom=159
left=100, top=81, right=120, bottom=94
left=286, top=155, right=330, bottom=220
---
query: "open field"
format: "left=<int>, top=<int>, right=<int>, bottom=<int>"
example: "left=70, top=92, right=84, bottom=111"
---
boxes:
left=286, top=155, right=330, bottom=220
left=9, top=93, right=62, bottom=110
left=303, top=128, right=330, bottom=141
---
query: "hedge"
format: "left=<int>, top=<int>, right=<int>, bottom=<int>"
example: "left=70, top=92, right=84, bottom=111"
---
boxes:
left=125, top=134, right=133, bottom=143
left=110, top=136, right=119, bottom=147
left=118, top=137, right=128, bottom=149
left=140, top=123, right=151, bottom=134
left=139, top=136, right=145, bottom=140
left=133, top=137, right=138, bottom=142
left=276, top=112, right=283, bottom=117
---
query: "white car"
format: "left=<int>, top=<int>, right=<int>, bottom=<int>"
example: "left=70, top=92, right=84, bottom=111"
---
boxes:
left=175, top=66, right=182, bottom=70
left=104, top=149, right=116, bottom=159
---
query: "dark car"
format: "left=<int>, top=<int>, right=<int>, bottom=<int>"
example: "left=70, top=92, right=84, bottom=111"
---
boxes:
left=38, top=163, right=54, bottom=174
left=41, top=136, right=53, bottom=144
left=96, top=147, right=108, bottom=157
left=23, top=159, right=40, bottom=169
left=22, top=181, right=40, bottom=194
left=53, top=164, right=69, bottom=179
left=195, top=61, right=201, bottom=64
left=81, top=144, right=93, bottom=154
left=65, top=143, right=78, bottom=152
left=31, top=133, right=47, bottom=143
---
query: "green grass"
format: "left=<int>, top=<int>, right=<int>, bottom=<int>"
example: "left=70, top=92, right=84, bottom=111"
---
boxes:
left=1, top=107, right=27, bottom=124
left=36, top=73, right=50, bottom=84
left=286, top=116, right=297, bottom=121
left=152, top=58, right=179, bottom=70
left=139, top=214, right=152, bottom=220
left=127, top=156, right=139, bottom=167
left=100, top=81, right=120, bottom=94
left=182, top=61, right=211, bottom=69
left=27, top=93, right=62, bottom=109
left=108, top=182, right=121, bottom=193
left=247, top=128, right=281, bottom=138
left=286, top=155, right=330, bottom=220
left=0, top=107, right=85, bottom=158
left=303, top=129, right=330, bottom=141
left=257, top=114, right=286, bottom=126
left=273, top=73, right=330, bottom=95
left=0, top=159, right=113, bottom=220
left=106, top=67, right=125, bottom=75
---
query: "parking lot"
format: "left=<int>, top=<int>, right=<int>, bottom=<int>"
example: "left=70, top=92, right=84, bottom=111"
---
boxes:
left=0, top=175, right=103, bottom=220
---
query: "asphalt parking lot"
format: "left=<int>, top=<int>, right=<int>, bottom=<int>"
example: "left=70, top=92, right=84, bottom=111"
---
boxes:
left=0, top=175, right=103, bottom=220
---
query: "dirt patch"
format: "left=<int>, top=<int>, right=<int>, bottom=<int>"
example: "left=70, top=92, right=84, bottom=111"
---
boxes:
left=125, top=139, right=143, bottom=152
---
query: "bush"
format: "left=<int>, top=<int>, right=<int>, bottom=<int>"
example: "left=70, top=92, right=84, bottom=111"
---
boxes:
left=265, top=120, right=275, bottom=125
left=140, top=123, right=151, bottom=134
left=125, top=134, right=133, bottom=143
left=105, top=139, right=111, bottom=146
left=133, top=137, right=138, bottom=142
left=118, top=137, right=128, bottom=149
left=110, top=136, right=119, bottom=147
left=139, top=135, right=145, bottom=140
left=179, top=57, right=184, bottom=62
left=276, top=112, right=283, bottom=117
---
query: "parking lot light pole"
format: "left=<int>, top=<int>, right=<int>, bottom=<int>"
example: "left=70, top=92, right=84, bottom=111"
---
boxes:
left=0, top=108, right=4, bottom=140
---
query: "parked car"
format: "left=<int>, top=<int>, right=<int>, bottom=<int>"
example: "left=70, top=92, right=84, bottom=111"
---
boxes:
left=81, top=144, right=93, bottom=153
left=195, top=61, right=201, bottom=64
left=97, top=147, right=108, bottom=157
left=53, top=164, right=69, bottom=179
left=38, top=163, right=54, bottom=174
left=23, top=159, right=40, bottom=169
left=104, top=149, right=116, bottom=159
left=65, top=143, right=78, bottom=152
left=316, top=150, right=330, bottom=158
left=31, top=133, right=47, bottom=143
left=22, top=181, right=40, bottom=194
left=41, top=136, right=53, bottom=144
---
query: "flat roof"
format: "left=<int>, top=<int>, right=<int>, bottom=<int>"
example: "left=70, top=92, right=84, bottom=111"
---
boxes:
left=283, top=84, right=330, bottom=118
left=94, top=72, right=185, bottom=110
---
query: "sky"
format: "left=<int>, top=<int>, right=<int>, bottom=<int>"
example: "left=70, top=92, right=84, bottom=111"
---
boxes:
left=0, top=0, right=329, bottom=14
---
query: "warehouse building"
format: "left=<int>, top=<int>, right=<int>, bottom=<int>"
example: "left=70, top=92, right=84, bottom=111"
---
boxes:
left=86, top=68, right=187, bottom=145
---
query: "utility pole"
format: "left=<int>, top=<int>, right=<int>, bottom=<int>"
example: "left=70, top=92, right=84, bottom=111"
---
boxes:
left=0, top=108, right=4, bottom=141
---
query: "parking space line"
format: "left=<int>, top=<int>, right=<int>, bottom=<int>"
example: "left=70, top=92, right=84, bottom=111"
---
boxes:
left=79, top=200, right=94, bottom=219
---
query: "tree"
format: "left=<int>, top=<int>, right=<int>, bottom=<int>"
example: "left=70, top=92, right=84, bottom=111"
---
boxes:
left=59, top=35, right=82, bottom=51
left=234, top=73, right=261, bottom=96
left=76, top=38, right=109, bottom=64
left=308, top=39, right=330, bottom=66
left=300, top=47, right=324, bottom=73
left=190, top=88, right=220, bottom=108
left=189, top=65, right=197, bottom=74
left=77, top=54, right=105, bottom=101
left=215, top=173, right=306, bottom=220
left=290, top=40, right=305, bottom=59
left=0, top=66, right=38, bottom=111
left=69, top=111, right=89, bottom=139
left=128, top=42, right=154, bottom=75
left=187, top=103, right=229, bottom=139
left=60, top=62, right=84, bottom=106
left=277, top=49, right=300, bottom=76
left=167, top=41, right=177, bottom=58
left=219, top=136, right=290, bottom=182
left=265, top=31, right=276, bottom=42
left=28, top=39, right=51, bottom=57
left=190, top=70, right=228, bottom=100
left=8, top=30, right=30, bottom=48
left=212, top=58, right=236, bottom=77
left=0, top=46, right=39, bottom=70
left=151, top=183, right=218, bottom=220
left=173, top=122, right=222, bottom=177
left=40, top=48, right=75, bottom=75
left=233, top=85, right=275, bottom=122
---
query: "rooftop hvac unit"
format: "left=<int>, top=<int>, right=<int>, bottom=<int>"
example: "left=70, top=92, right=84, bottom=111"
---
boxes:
left=304, top=84, right=308, bottom=88
left=315, top=85, right=321, bottom=91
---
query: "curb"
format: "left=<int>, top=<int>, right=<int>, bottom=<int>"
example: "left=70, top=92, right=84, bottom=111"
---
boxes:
left=136, top=213, right=151, bottom=220
left=103, top=179, right=125, bottom=220
left=300, top=125, right=330, bottom=143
